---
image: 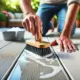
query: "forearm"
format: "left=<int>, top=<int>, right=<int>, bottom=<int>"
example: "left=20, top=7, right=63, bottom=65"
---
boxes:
left=19, top=0, right=35, bottom=15
left=61, top=3, right=79, bottom=38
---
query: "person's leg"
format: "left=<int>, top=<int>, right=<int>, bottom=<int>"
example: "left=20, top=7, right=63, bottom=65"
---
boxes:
left=36, top=4, right=55, bottom=36
left=57, top=4, right=76, bottom=35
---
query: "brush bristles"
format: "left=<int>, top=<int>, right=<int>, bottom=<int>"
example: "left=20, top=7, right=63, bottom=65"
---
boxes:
left=26, top=44, right=52, bottom=57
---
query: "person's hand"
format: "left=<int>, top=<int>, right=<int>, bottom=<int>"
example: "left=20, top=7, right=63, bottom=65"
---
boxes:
left=51, top=36, right=77, bottom=52
left=22, top=13, right=42, bottom=41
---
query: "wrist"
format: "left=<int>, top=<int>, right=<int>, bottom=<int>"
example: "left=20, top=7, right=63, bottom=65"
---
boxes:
left=24, top=6, right=35, bottom=16
left=61, top=24, right=72, bottom=38
left=60, top=30, right=71, bottom=38
left=25, top=11, right=30, bottom=15
left=24, top=11, right=35, bottom=16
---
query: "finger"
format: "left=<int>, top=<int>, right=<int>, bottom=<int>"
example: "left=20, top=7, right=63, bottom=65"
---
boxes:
left=67, top=40, right=75, bottom=52
left=22, top=22, right=26, bottom=29
left=30, top=17, right=36, bottom=35
left=37, top=17, right=42, bottom=41
left=28, top=17, right=34, bottom=32
left=58, top=39, right=64, bottom=51
left=38, top=17, right=42, bottom=34
left=25, top=19, right=31, bottom=32
left=67, top=40, right=77, bottom=52
left=63, top=40, right=69, bottom=52
left=70, top=41, right=77, bottom=51
left=37, top=16, right=43, bottom=41
left=22, top=21, right=28, bottom=31
left=36, top=16, right=40, bottom=34
left=34, top=16, right=40, bottom=41
left=67, top=42, right=73, bottom=52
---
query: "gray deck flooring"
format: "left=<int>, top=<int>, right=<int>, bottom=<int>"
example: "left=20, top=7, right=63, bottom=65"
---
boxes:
left=48, top=32, right=80, bottom=80
left=0, top=41, right=26, bottom=80
left=0, top=28, right=80, bottom=80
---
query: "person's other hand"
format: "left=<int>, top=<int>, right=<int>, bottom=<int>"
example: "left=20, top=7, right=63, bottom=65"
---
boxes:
left=22, top=13, right=42, bottom=41
left=51, top=36, right=77, bottom=52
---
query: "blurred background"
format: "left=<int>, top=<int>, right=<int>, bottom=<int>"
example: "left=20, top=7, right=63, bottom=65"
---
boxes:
left=0, top=0, right=80, bottom=28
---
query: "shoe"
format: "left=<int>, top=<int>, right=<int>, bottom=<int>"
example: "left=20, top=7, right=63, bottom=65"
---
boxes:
left=46, top=28, right=54, bottom=35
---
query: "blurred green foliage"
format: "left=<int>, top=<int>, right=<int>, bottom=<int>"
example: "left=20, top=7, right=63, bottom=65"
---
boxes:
left=0, top=0, right=21, bottom=12
left=0, top=12, right=7, bottom=21
left=76, top=10, right=80, bottom=20
left=31, top=0, right=40, bottom=12
left=0, top=0, right=40, bottom=12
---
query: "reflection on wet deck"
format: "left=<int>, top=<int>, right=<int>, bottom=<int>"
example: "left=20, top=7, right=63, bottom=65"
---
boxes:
left=8, top=50, right=68, bottom=80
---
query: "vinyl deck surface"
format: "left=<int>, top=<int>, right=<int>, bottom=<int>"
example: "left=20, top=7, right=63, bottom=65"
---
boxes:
left=0, top=28, right=80, bottom=80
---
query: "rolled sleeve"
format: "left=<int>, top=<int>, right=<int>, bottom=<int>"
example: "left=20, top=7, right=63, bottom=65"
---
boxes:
left=67, top=0, right=80, bottom=5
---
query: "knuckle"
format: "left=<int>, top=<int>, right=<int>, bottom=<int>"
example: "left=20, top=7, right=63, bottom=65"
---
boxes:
left=23, top=18, right=28, bottom=23
left=25, top=19, right=28, bottom=22
left=29, top=16, right=32, bottom=20
left=34, top=15, right=38, bottom=19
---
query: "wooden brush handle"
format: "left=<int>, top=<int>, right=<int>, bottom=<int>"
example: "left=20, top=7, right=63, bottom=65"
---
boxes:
left=34, top=20, right=42, bottom=42
left=35, top=28, right=42, bottom=42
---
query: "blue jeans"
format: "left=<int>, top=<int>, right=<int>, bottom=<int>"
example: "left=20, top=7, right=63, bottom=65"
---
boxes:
left=36, top=4, right=76, bottom=36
